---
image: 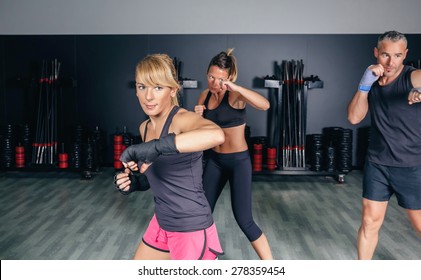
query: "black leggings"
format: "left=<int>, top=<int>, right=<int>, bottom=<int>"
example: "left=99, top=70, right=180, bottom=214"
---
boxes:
left=203, top=150, right=262, bottom=242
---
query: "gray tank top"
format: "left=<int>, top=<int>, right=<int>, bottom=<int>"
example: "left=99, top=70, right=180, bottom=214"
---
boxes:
left=367, top=65, right=421, bottom=167
left=143, top=106, right=213, bottom=231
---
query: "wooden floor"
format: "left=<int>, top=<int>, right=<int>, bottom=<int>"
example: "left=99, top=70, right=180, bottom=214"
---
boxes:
left=0, top=167, right=420, bottom=260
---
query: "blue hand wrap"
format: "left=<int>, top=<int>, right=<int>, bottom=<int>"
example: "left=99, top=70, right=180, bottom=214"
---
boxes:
left=359, top=67, right=379, bottom=93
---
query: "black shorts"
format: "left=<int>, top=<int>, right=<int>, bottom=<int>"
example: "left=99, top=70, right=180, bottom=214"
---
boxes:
left=363, top=161, right=421, bottom=210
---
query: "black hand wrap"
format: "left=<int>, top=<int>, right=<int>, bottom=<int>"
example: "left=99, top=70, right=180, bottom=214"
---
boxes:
left=114, top=172, right=150, bottom=195
left=119, top=133, right=179, bottom=165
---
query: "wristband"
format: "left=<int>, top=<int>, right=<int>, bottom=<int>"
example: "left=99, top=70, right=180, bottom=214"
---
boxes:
left=358, top=85, right=371, bottom=92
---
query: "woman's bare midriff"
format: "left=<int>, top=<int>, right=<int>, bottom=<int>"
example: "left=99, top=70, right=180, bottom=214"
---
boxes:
left=212, top=124, right=248, bottom=154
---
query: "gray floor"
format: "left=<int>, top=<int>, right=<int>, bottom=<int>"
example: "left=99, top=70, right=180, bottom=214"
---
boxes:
left=0, top=167, right=420, bottom=260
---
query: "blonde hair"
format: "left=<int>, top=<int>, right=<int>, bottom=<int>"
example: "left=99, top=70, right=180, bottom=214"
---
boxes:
left=207, top=48, right=238, bottom=82
left=135, top=54, right=180, bottom=106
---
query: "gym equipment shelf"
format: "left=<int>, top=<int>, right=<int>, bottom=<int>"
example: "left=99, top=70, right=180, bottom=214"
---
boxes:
left=258, top=74, right=347, bottom=183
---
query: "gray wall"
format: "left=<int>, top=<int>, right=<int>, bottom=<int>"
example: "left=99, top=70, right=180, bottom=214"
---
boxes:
left=1, top=0, right=421, bottom=34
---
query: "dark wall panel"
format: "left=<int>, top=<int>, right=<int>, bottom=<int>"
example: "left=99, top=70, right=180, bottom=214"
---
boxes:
left=2, top=36, right=75, bottom=127
left=1, top=34, right=421, bottom=166
left=0, top=36, right=5, bottom=125
left=75, top=35, right=149, bottom=133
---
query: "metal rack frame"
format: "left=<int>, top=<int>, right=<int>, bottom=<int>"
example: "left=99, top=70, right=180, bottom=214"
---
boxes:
left=253, top=78, right=347, bottom=183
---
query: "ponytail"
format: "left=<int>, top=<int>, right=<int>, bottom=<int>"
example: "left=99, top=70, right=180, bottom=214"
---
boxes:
left=208, top=48, right=238, bottom=82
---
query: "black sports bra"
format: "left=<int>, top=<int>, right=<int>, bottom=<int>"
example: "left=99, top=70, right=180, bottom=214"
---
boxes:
left=203, top=91, right=246, bottom=128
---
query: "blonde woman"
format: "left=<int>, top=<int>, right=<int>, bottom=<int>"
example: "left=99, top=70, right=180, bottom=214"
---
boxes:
left=116, top=54, right=225, bottom=260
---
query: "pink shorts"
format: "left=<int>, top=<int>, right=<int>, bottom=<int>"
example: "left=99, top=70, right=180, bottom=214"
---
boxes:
left=142, top=215, right=224, bottom=260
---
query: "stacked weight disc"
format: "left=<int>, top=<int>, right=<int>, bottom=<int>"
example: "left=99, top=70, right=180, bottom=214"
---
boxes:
left=336, top=128, right=353, bottom=173
left=0, top=125, right=16, bottom=168
left=21, top=124, right=32, bottom=166
left=322, top=127, right=339, bottom=172
left=113, top=134, right=125, bottom=170
left=323, top=145, right=336, bottom=172
left=307, top=134, right=323, bottom=172
left=251, top=136, right=270, bottom=171
left=322, top=127, right=353, bottom=173
left=306, top=127, right=354, bottom=173
left=58, top=152, right=68, bottom=169
left=84, top=138, right=96, bottom=171
left=121, top=126, right=133, bottom=148
left=253, top=143, right=263, bottom=172
left=267, top=147, right=277, bottom=171
left=15, top=146, right=25, bottom=168
left=92, top=126, right=105, bottom=169
left=253, top=136, right=268, bottom=163
left=70, top=125, right=86, bottom=169
left=62, top=125, right=103, bottom=171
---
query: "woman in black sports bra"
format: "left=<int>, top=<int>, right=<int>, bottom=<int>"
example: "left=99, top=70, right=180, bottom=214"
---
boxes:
left=195, top=49, right=273, bottom=259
